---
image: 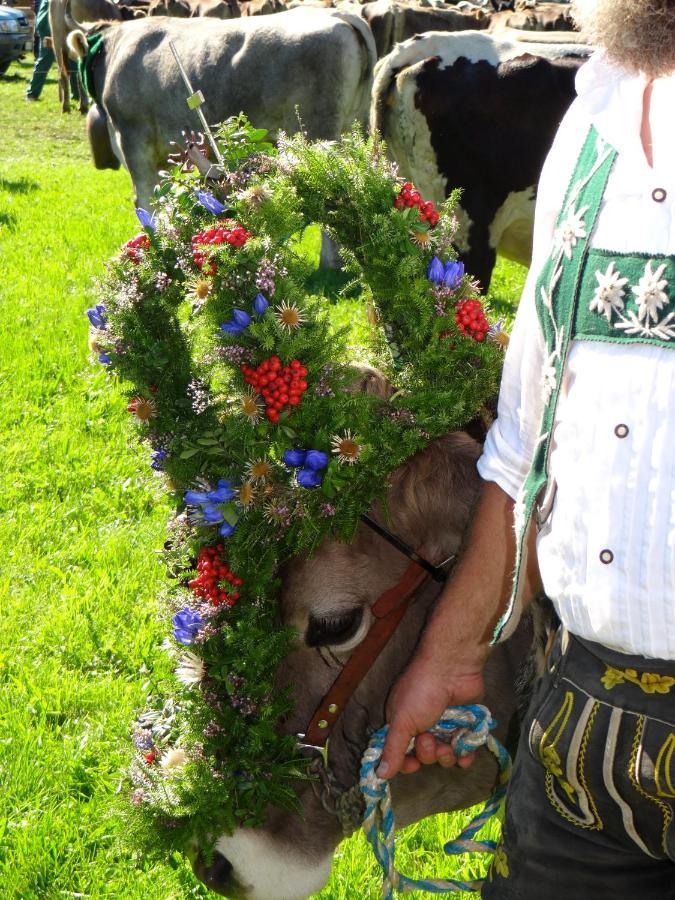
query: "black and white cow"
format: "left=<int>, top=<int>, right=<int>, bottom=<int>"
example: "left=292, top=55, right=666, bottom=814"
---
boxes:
left=371, top=30, right=589, bottom=290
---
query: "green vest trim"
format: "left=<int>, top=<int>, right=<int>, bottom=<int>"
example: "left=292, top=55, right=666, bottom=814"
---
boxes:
left=78, top=32, right=105, bottom=103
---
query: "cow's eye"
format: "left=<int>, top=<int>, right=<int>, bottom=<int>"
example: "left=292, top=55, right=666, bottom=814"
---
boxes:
left=306, top=609, right=363, bottom=647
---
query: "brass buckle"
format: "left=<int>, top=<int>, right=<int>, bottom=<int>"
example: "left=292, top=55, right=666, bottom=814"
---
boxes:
left=296, top=734, right=330, bottom=769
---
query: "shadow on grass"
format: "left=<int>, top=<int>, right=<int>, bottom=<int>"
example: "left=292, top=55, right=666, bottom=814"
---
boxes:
left=0, top=177, right=40, bottom=194
left=0, top=211, right=17, bottom=229
left=306, top=268, right=359, bottom=302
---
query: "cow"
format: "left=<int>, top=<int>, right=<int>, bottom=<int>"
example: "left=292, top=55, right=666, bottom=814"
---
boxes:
left=189, top=372, right=542, bottom=898
left=360, top=0, right=490, bottom=59
left=488, top=1, right=576, bottom=32
left=48, top=0, right=144, bottom=114
left=370, top=30, right=589, bottom=290
left=147, top=0, right=239, bottom=19
left=67, top=8, right=376, bottom=211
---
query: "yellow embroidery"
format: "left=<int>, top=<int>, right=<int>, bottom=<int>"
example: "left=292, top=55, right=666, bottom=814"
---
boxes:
left=493, top=846, right=509, bottom=879
left=654, top=732, right=675, bottom=800
left=538, top=691, right=577, bottom=801
left=629, top=716, right=672, bottom=855
left=601, top=665, right=675, bottom=694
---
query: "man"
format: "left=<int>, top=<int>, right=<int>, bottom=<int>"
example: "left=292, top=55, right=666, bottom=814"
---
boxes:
left=378, top=1, right=675, bottom=895
left=26, top=0, right=78, bottom=102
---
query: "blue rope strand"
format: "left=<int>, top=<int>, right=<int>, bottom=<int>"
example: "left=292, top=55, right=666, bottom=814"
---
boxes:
left=359, top=705, right=511, bottom=897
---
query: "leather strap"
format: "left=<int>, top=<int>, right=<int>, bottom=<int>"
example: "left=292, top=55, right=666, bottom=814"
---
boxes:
left=304, top=560, right=431, bottom=747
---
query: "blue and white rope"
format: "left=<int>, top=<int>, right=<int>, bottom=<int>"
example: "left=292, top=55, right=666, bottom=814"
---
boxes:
left=359, top=705, right=511, bottom=898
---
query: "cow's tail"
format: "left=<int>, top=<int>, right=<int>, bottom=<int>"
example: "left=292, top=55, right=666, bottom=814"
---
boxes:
left=67, top=28, right=88, bottom=60
left=330, top=10, right=377, bottom=129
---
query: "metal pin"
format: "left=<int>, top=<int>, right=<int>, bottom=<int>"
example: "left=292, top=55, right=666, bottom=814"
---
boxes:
left=168, top=41, right=224, bottom=167
left=318, top=719, right=328, bottom=729
left=328, top=704, right=339, bottom=714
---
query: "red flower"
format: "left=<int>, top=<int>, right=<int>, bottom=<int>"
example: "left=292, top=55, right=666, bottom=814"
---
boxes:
left=191, top=220, right=251, bottom=271
left=123, top=233, right=151, bottom=264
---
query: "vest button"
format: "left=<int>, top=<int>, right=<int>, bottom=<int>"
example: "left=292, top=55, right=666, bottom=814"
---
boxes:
left=652, top=187, right=667, bottom=203
left=599, top=549, right=614, bottom=565
left=614, top=423, right=629, bottom=438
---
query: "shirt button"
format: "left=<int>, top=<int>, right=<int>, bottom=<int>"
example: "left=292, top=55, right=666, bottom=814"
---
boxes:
left=652, top=187, right=667, bottom=203
left=600, top=549, right=614, bottom=565
left=614, top=423, right=629, bottom=438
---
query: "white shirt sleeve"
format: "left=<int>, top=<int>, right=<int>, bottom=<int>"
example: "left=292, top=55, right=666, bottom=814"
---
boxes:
left=476, top=100, right=590, bottom=499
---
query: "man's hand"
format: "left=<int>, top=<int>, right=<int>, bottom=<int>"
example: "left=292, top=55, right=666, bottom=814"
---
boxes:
left=376, top=655, right=485, bottom=778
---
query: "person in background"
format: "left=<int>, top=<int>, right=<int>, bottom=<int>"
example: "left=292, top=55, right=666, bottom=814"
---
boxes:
left=26, top=0, right=78, bottom=102
left=378, top=0, right=675, bottom=896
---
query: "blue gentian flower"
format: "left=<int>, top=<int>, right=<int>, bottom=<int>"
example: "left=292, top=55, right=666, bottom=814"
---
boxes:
left=202, top=504, right=225, bottom=524
left=172, top=608, right=203, bottom=645
left=304, top=450, right=328, bottom=471
left=87, top=304, right=107, bottom=330
left=284, top=449, right=307, bottom=468
left=232, top=309, right=252, bottom=328
left=219, top=520, right=237, bottom=538
left=184, top=489, right=210, bottom=506
left=427, top=256, right=445, bottom=284
left=297, top=468, right=322, bottom=488
left=443, top=260, right=464, bottom=289
left=253, top=293, right=269, bottom=315
left=135, top=207, right=156, bottom=231
left=150, top=449, right=168, bottom=471
left=98, top=353, right=112, bottom=365
left=197, top=191, right=226, bottom=215
left=220, top=320, right=247, bottom=336
left=206, top=479, right=236, bottom=503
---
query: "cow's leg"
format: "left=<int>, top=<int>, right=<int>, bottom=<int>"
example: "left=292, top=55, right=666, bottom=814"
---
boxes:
left=319, top=233, right=343, bottom=270
left=455, top=197, right=498, bottom=293
left=116, top=129, right=162, bottom=209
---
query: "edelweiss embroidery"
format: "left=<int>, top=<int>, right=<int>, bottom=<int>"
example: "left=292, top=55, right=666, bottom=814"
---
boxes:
left=554, top=205, right=589, bottom=260
left=588, top=262, right=628, bottom=322
left=588, top=260, right=674, bottom=341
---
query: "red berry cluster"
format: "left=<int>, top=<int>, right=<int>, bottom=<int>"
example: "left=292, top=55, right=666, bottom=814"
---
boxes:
left=188, top=544, right=243, bottom=607
left=455, top=299, right=489, bottom=342
left=124, top=233, right=151, bottom=263
left=240, top=356, right=308, bottom=424
left=145, top=750, right=156, bottom=764
left=394, top=182, right=440, bottom=226
left=191, top=221, right=251, bottom=272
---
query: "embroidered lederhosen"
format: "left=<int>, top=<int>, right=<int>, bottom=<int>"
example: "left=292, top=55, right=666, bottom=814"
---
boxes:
left=491, top=126, right=675, bottom=644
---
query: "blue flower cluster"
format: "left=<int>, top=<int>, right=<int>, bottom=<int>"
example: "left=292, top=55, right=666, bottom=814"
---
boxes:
left=283, top=449, right=329, bottom=488
left=184, top=479, right=238, bottom=537
left=135, top=207, right=156, bottom=231
left=427, top=256, right=465, bottom=290
left=150, top=448, right=168, bottom=471
left=220, top=294, right=269, bottom=336
left=173, top=608, right=203, bottom=644
left=86, top=304, right=112, bottom=365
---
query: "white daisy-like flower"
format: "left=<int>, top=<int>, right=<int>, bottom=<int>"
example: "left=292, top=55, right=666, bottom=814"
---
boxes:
left=275, top=300, right=306, bottom=333
left=160, top=748, right=189, bottom=771
left=246, top=458, right=273, bottom=483
left=554, top=205, right=588, bottom=260
left=588, top=262, right=629, bottom=322
left=175, top=651, right=205, bottom=687
left=237, top=184, right=272, bottom=207
left=331, top=430, right=362, bottom=465
left=633, top=261, right=669, bottom=324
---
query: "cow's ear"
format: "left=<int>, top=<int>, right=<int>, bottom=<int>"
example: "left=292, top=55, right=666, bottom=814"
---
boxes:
left=346, top=364, right=394, bottom=400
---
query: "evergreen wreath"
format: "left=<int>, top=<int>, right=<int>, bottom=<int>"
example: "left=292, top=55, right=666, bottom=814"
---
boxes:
left=87, top=118, right=507, bottom=858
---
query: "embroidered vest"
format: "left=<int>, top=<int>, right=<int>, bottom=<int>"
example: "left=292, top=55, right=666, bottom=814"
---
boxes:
left=492, top=126, right=675, bottom=643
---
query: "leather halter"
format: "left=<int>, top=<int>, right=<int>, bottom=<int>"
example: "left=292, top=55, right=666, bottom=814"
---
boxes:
left=299, top=525, right=455, bottom=756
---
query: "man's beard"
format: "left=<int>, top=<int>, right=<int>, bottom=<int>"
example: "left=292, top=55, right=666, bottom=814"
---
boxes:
left=571, top=0, right=675, bottom=77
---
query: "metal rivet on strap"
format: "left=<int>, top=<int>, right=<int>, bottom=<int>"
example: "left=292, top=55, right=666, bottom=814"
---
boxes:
left=652, top=187, right=667, bottom=203
left=599, top=549, right=614, bottom=565
left=614, top=423, right=629, bottom=438
left=318, top=719, right=328, bottom=729
left=328, top=703, right=339, bottom=714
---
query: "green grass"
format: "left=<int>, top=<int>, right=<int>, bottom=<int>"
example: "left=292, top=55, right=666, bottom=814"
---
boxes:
left=0, top=60, right=526, bottom=899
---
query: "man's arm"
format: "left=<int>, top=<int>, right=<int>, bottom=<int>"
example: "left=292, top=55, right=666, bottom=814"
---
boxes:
left=377, top=480, right=539, bottom=778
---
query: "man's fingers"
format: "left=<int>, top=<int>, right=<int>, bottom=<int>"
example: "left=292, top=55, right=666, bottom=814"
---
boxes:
left=377, top=719, right=414, bottom=779
left=413, top=732, right=438, bottom=765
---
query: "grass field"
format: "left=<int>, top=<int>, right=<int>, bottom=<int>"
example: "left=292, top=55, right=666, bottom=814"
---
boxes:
left=0, top=59, right=527, bottom=899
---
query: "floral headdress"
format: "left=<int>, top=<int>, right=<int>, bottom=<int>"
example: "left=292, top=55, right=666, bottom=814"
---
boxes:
left=87, top=118, right=505, bottom=856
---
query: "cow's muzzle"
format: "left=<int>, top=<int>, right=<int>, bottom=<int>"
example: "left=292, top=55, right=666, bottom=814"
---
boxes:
left=192, top=850, right=238, bottom=896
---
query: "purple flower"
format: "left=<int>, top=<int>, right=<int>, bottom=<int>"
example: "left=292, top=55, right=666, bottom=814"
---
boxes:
left=220, top=309, right=252, bottom=336
left=197, top=191, right=226, bottom=215
left=427, top=256, right=445, bottom=284
left=253, top=293, right=269, bottom=315
left=219, top=520, right=237, bottom=538
left=221, top=320, right=247, bottom=336
left=185, top=489, right=209, bottom=506
left=284, top=449, right=306, bottom=468
left=135, top=207, right=156, bottom=231
left=443, top=260, right=464, bottom=289
left=206, top=479, right=236, bottom=503
left=150, top=448, right=168, bottom=470
left=297, top=468, right=322, bottom=488
left=98, top=353, right=112, bottom=365
left=87, top=304, right=107, bottom=330
left=173, top=608, right=203, bottom=645
left=304, top=450, right=328, bottom=471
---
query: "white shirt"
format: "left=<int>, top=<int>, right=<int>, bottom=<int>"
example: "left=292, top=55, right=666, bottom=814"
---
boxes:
left=477, top=53, right=675, bottom=660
